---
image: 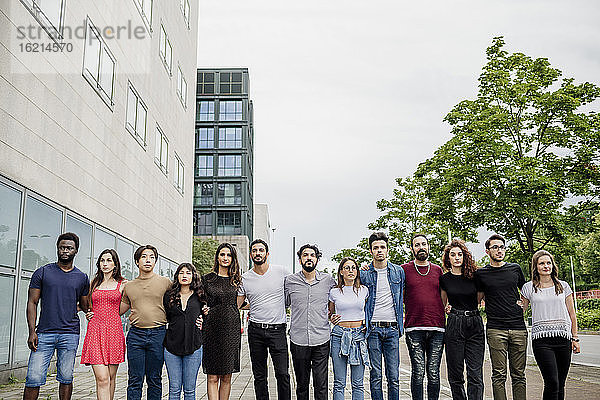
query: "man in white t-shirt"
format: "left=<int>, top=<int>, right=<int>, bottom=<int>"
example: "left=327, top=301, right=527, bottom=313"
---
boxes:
left=237, top=239, right=291, bottom=400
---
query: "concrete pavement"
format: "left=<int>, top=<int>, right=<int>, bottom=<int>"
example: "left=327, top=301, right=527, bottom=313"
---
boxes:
left=2, top=333, right=600, bottom=399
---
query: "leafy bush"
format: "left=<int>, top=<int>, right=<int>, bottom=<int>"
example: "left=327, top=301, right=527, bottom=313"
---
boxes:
left=576, top=308, right=600, bottom=331
left=576, top=298, right=600, bottom=312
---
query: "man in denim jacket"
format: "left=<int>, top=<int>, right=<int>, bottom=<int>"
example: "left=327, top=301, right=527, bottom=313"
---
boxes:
left=360, top=232, right=406, bottom=400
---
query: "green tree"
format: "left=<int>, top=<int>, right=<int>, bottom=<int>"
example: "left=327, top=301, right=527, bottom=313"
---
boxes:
left=333, top=176, right=478, bottom=266
left=192, top=237, right=220, bottom=275
left=576, top=212, right=600, bottom=289
left=414, top=36, right=600, bottom=261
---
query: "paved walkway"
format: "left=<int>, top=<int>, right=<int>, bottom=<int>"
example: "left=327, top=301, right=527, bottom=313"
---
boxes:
left=2, top=334, right=599, bottom=399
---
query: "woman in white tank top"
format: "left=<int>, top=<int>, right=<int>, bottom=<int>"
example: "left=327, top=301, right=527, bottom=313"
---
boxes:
left=328, top=257, right=370, bottom=400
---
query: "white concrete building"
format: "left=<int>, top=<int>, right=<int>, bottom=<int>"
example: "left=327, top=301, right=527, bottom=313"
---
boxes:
left=0, top=0, right=198, bottom=379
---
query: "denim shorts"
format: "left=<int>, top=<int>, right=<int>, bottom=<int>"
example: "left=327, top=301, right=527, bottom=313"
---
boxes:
left=25, top=333, right=79, bottom=387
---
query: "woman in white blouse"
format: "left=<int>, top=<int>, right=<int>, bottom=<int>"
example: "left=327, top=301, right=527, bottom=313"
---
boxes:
left=328, top=257, right=370, bottom=400
left=520, top=250, right=580, bottom=400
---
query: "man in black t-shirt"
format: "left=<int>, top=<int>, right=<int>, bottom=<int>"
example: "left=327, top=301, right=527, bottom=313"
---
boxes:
left=474, top=234, right=527, bottom=400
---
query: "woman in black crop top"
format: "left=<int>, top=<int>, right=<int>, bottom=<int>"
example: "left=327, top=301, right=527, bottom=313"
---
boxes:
left=163, top=263, right=205, bottom=400
left=439, top=239, right=484, bottom=400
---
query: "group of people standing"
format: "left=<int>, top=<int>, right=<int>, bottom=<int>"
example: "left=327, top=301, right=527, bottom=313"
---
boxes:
left=22, top=231, right=580, bottom=400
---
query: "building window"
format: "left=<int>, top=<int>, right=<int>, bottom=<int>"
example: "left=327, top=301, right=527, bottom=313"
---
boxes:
left=134, top=0, right=153, bottom=29
left=21, top=196, right=63, bottom=271
left=197, top=72, right=215, bottom=95
left=83, top=18, right=116, bottom=106
left=218, top=155, right=242, bottom=176
left=196, top=128, right=214, bottom=149
left=180, top=0, right=190, bottom=27
left=177, top=66, right=187, bottom=107
left=219, top=72, right=243, bottom=94
left=174, top=154, right=184, bottom=193
left=196, top=155, right=213, bottom=177
left=194, top=211, right=213, bottom=235
left=217, top=183, right=241, bottom=205
left=159, top=24, right=172, bottom=74
left=20, top=0, right=66, bottom=40
left=0, top=182, right=22, bottom=269
left=126, top=83, right=147, bottom=145
left=194, top=183, right=213, bottom=206
left=219, top=100, right=242, bottom=121
left=217, top=211, right=241, bottom=235
left=197, top=101, right=214, bottom=121
left=218, top=127, right=242, bottom=149
left=154, top=126, right=168, bottom=174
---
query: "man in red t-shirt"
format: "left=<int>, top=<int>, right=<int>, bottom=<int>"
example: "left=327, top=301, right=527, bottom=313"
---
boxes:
left=401, top=234, right=445, bottom=400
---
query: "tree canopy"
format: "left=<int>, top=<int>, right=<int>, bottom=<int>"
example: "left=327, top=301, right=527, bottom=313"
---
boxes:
left=192, top=237, right=220, bottom=275
left=335, top=37, right=600, bottom=277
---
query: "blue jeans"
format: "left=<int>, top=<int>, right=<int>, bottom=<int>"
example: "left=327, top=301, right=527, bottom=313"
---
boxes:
left=331, top=326, right=367, bottom=400
left=164, top=347, right=203, bottom=400
left=25, top=333, right=79, bottom=387
left=405, top=330, right=445, bottom=400
left=367, top=326, right=400, bottom=400
left=126, top=326, right=166, bottom=400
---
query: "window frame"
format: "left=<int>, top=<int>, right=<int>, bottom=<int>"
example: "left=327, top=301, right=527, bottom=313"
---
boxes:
left=133, top=0, right=153, bottom=32
left=82, top=17, right=116, bottom=109
left=180, top=0, right=191, bottom=28
left=159, top=24, right=173, bottom=75
left=154, top=125, right=169, bottom=175
left=174, top=153, right=184, bottom=194
left=217, top=155, right=242, bottom=177
left=19, top=0, right=66, bottom=43
left=177, top=66, right=187, bottom=108
left=125, top=82, right=148, bottom=147
left=219, top=100, right=243, bottom=121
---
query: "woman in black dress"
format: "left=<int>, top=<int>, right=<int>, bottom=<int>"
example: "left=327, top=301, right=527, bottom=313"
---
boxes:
left=439, top=239, right=484, bottom=400
left=201, top=243, right=242, bottom=400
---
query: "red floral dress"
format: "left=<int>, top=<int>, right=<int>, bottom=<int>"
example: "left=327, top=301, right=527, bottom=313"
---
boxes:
left=81, top=280, right=126, bottom=365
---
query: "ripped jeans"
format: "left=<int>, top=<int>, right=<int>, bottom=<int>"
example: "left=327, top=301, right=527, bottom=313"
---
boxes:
left=405, top=330, right=445, bottom=400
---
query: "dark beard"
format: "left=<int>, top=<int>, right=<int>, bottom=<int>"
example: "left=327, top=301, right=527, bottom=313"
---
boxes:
left=302, top=264, right=316, bottom=272
left=415, top=251, right=428, bottom=261
left=252, top=257, right=265, bottom=266
left=58, top=254, right=76, bottom=264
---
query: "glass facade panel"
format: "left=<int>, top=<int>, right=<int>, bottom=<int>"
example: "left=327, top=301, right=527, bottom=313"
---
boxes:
left=217, top=212, right=241, bottom=235
left=194, top=212, right=212, bottom=235
left=14, top=278, right=32, bottom=362
left=197, top=72, right=215, bottom=94
left=196, top=155, right=213, bottom=177
left=117, top=238, right=135, bottom=281
left=66, top=215, right=93, bottom=276
left=94, top=228, right=116, bottom=262
left=21, top=196, right=62, bottom=272
left=197, top=101, right=214, bottom=121
left=99, top=48, right=115, bottom=98
left=217, top=183, right=242, bottom=205
left=218, top=155, right=242, bottom=176
left=219, top=72, right=243, bottom=94
left=0, top=275, right=14, bottom=364
left=196, top=128, right=214, bottom=149
left=0, top=182, right=22, bottom=269
left=194, top=183, right=213, bottom=206
left=219, top=101, right=242, bottom=121
left=218, top=127, right=242, bottom=148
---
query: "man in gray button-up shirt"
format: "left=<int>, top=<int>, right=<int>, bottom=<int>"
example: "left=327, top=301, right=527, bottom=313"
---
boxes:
left=284, top=244, right=336, bottom=400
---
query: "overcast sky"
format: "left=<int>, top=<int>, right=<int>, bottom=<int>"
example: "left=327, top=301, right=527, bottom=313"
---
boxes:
left=196, top=0, right=600, bottom=270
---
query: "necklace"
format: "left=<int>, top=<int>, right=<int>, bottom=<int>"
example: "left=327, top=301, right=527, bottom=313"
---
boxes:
left=415, top=262, right=430, bottom=276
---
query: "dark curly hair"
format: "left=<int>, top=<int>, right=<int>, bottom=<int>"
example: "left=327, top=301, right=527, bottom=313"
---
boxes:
left=442, top=239, right=478, bottom=279
left=166, top=263, right=204, bottom=307
left=213, top=243, right=242, bottom=287
left=296, top=244, right=322, bottom=260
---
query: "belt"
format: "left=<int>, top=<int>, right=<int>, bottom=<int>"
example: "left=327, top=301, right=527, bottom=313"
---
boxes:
left=371, top=321, right=397, bottom=328
left=249, top=321, right=286, bottom=330
left=450, top=309, right=480, bottom=317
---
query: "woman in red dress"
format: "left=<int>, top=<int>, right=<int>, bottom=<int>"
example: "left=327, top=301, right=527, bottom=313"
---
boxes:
left=81, top=249, right=127, bottom=400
